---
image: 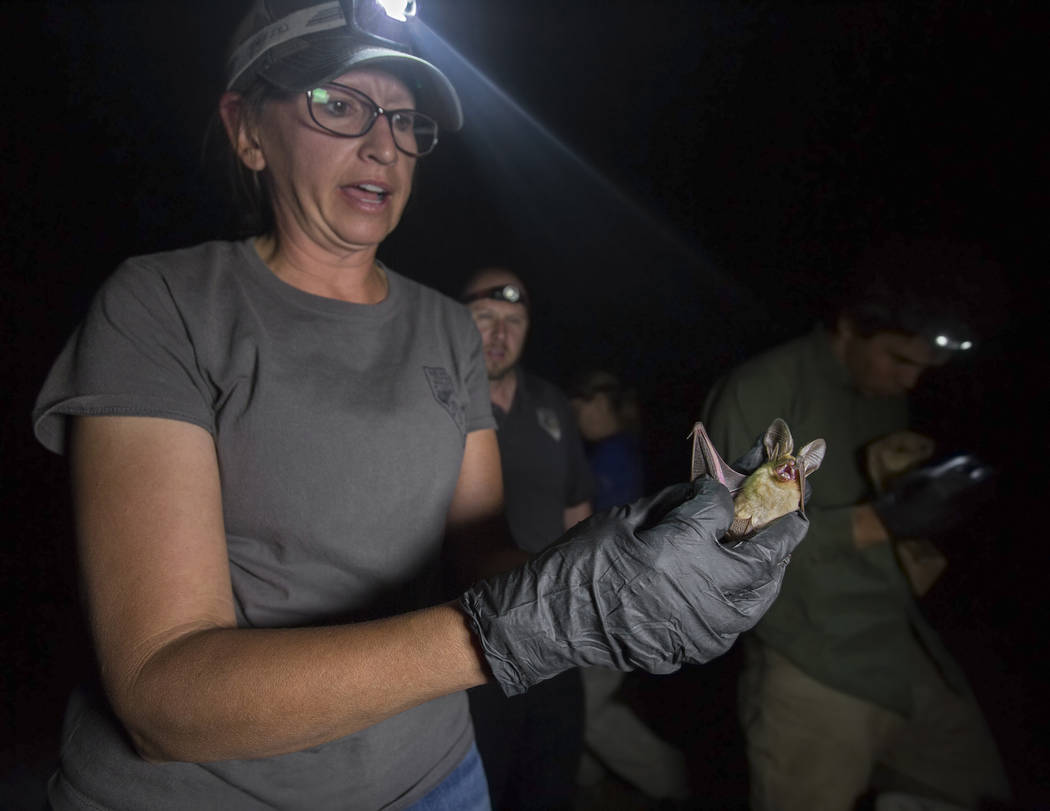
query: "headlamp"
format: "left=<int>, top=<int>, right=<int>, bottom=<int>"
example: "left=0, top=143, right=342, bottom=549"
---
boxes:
left=339, top=0, right=418, bottom=49
left=226, top=0, right=462, bottom=129
left=227, top=1, right=422, bottom=91
left=461, top=284, right=530, bottom=308
left=931, top=333, right=974, bottom=352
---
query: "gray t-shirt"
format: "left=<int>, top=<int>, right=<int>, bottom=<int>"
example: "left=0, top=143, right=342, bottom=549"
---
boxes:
left=33, top=239, right=496, bottom=810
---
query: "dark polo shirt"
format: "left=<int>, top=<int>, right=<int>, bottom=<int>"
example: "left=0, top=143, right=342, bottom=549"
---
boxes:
left=493, top=369, right=595, bottom=553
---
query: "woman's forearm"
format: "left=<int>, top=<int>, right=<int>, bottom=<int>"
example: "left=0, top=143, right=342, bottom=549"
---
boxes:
left=116, top=602, right=488, bottom=763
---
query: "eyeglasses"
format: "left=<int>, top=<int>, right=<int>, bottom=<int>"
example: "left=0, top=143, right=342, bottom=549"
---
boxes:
left=305, top=83, right=439, bottom=157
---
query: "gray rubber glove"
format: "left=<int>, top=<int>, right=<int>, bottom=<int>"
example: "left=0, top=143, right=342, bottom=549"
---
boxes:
left=872, top=452, right=997, bottom=539
left=461, top=478, right=808, bottom=696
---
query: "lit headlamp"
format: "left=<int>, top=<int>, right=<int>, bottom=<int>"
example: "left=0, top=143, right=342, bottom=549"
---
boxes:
left=339, top=0, right=418, bottom=49
left=227, top=0, right=421, bottom=91
left=929, top=332, right=974, bottom=352
left=226, top=0, right=462, bottom=130
left=461, top=284, right=530, bottom=308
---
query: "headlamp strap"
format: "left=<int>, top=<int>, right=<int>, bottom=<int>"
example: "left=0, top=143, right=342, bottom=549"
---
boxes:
left=227, top=2, right=346, bottom=90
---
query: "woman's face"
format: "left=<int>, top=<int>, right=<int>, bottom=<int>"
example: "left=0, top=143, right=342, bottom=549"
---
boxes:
left=246, top=68, right=419, bottom=253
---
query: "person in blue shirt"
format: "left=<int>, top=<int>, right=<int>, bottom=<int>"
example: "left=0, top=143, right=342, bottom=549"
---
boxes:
left=570, top=370, right=692, bottom=803
left=570, top=370, right=644, bottom=511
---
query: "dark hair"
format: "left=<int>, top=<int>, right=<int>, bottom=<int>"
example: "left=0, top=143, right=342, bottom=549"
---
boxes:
left=824, top=236, right=1000, bottom=340
left=215, top=79, right=294, bottom=237
left=569, top=370, right=641, bottom=433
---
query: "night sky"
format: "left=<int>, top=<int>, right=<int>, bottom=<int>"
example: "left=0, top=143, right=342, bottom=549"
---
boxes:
left=2, top=0, right=1047, bottom=804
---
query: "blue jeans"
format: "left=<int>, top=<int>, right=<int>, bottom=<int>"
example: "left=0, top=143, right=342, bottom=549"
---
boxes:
left=405, top=743, right=491, bottom=811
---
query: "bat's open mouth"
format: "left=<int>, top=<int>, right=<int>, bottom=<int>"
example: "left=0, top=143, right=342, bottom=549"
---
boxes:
left=774, top=461, right=797, bottom=481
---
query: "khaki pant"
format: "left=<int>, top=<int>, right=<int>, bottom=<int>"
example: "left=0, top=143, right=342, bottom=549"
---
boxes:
left=739, top=640, right=1010, bottom=811
left=576, top=667, right=691, bottom=800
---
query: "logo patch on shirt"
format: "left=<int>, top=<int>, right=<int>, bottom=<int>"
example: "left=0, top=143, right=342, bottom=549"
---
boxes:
left=424, top=366, right=465, bottom=435
left=536, top=407, right=562, bottom=442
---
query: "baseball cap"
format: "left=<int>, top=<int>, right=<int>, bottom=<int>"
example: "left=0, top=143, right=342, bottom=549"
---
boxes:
left=226, top=0, right=463, bottom=131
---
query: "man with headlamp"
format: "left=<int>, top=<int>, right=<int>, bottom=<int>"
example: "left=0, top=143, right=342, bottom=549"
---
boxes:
left=702, top=236, right=1011, bottom=810
left=460, top=267, right=594, bottom=811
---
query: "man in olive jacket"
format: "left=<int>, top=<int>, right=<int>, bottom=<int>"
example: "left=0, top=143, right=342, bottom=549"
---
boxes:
left=702, top=238, right=1010, bottom=810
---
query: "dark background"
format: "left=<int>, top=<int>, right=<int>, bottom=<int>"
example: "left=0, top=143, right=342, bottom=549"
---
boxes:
left=2, top=0, right=1047, bottom=807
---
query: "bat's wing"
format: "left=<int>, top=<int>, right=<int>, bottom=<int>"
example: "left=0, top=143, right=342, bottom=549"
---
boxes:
left=690, top=422, right=747, bottom=493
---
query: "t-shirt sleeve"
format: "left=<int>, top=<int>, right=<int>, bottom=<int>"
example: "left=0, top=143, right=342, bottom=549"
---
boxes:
left=32, top=259, right=215, bottom=454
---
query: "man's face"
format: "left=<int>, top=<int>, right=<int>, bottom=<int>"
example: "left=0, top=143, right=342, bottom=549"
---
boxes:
left=467, top=295, right=529, bottom=381
left=840, top=324, right=947, bottom=397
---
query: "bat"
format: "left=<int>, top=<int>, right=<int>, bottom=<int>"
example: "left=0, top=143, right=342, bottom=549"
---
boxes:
left=690, top=418, right=826, bottom=540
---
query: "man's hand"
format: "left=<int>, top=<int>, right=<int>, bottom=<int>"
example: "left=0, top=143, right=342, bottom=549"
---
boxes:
left=460, top=478, right=808, bottom=696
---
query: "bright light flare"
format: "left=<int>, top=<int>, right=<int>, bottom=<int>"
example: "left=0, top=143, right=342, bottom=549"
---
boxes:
left=409, top=21, right=726, bottom=283
left=935, top=334, right=973, bottom=351
left=377, top=0, right=416, bottom=22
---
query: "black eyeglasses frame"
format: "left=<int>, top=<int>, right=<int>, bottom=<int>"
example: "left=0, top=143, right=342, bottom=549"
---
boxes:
left=304, top=82, right=439, bottom=158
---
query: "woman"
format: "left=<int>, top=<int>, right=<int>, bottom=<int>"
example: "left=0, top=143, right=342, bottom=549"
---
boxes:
left=32, top=2, right=807, bottom=808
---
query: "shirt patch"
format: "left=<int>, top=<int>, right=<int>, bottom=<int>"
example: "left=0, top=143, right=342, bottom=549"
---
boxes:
left=424, top=366, right=465, bottom=435
left=536, top=407, right=562, bottom=442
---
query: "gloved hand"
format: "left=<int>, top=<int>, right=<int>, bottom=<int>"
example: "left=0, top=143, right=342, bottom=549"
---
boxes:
left=460, top=478, right=808, bottom=696
left=872, top=452, right=997, bottom=539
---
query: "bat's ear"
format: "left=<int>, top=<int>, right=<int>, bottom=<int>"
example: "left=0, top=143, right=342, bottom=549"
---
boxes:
left=764, top=418, right=793, bottom=460
left=798, top=439, right=827, bottom=477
